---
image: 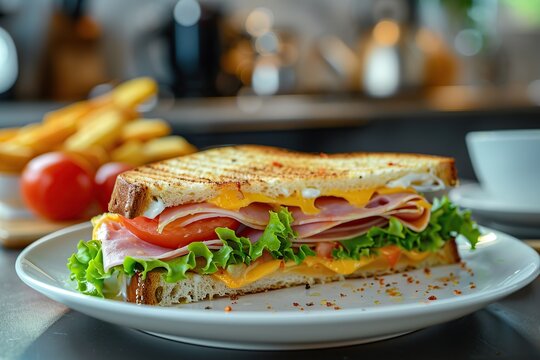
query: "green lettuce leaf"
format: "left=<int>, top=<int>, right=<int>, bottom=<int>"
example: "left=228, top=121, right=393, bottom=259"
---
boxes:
left=67, top=240, right=112, bottom=297
left=333, top=196, right=481, bottom=259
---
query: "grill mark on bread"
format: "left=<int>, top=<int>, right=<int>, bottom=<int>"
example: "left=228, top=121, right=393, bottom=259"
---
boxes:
left=109, top=145, right=457, bottom=218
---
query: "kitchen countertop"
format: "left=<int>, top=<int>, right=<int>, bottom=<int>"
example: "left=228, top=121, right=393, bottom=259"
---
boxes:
left=1, top=87, right=539, bottom=133
left=1, top=240, right=539, bottom=360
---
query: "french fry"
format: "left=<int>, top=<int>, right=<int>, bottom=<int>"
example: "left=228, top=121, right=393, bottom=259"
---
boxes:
left=120, top=119, right=171, bottom=143
left=111, top=77, right=158, bottom=109
left=10, top=121, right=77, bottom=154
left=143, top=136, right=197, bottom=162
left=43, top=101, right=94, bottom=127
left=0, top=142, right=34, bottom=171
left=110, top=140, right=147, bottom=166
left=64, top=108, right=127, bottom=151
left=0, top=127, right=19, bottom=142
left=64, top=146, right=109, bottom=171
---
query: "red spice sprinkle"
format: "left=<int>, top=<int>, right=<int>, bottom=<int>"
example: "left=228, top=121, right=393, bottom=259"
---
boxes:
left=402, top=273, right=408, bottom=277
left=334, top=306, right=342, bottom=310
left=326, top=301, right=333, bottom=307
left=428, top=296, right=437, bottom=301
left=272, top=161, right=283, bottom=167
left=224, top=306, right=232, bottom=312
left=454, top=290, right=462, bottom=295
left=293, top=302, right=300, bottom=307
left=424, top=268, right=431, bottom=275
left=387, top=162, right=395, bottom=166
left=407, top=277, right=414, bottom=284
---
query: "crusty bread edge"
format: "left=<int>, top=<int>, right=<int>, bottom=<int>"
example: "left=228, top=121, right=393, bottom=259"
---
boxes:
left=109, top=146, right=457, bottom=218
left=126, top=239, right=460, bottom=306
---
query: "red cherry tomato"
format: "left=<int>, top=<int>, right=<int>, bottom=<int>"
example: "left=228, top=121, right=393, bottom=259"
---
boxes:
left=21, top=152, right=94, bottom=221
left=121, top=216, right=240, bottom=249
left=94, top=162, right=133, bottom=212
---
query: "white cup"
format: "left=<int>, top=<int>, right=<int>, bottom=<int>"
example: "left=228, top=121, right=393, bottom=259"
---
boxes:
left=466, top=129, right=540, bottom=207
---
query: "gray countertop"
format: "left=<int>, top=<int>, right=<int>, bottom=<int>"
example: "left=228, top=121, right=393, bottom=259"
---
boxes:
left=1, top=241, right=539, bottom=360
left=1, top=87, right=539, bottom=133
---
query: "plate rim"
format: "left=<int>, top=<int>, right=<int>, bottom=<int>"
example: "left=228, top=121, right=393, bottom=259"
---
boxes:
left=15, top=222, right=540, bottom=324
left=449, top=183, right=540, bottom=214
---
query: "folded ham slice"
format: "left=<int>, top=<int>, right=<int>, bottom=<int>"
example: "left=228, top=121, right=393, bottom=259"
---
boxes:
left=99, top=191, right=431, bottom=269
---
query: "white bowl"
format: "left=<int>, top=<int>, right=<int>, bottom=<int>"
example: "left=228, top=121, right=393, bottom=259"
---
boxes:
left=466, top=129, right=540, bottom=207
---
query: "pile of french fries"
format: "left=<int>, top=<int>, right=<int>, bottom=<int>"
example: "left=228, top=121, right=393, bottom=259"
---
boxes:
left=0, top=78, right=196, bottom=173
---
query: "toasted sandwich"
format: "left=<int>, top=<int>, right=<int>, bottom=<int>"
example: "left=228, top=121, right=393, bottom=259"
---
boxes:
left=67, top=145, right=480, bottom=305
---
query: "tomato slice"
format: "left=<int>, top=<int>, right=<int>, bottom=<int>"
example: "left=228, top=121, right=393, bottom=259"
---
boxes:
left=380, top=245, right=401, bottom=268
left=315, top=242, right=337, bottom=259
left=121, top=216, right=240, bottom=249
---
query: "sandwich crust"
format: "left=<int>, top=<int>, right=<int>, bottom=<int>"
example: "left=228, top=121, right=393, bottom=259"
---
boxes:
left=126, top=239, right=460, bottom=305
left=110, top=145, right=457, bottom=218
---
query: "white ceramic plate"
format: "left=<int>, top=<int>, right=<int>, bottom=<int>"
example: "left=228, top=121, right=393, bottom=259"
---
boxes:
left=16, top=223, right=539, bottom=350
left=449, top=183, right=540, bottom=228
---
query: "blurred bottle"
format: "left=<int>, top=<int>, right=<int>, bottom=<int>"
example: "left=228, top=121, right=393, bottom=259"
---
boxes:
left=41, top=0, right=108, bottom=101
left=359, top=0, right=457, bottom=97
left=167, top=0, right=221, bottom=97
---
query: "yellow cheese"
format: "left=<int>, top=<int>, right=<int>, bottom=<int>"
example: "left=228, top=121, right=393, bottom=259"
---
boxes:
left=302, top=257, right=376, bottom=275
left=212, top=260, right=283, bottom=289
left=208, top=186, right=417, bottom=215
left=210, top=245, right=438, bottom=288
left=91, top=213, right=120, bottom=239
left=402, top=250, right=431, bottom=262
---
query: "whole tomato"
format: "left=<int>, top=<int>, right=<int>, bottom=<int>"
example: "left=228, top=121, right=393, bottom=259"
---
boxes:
left=21, top=152, right=94, bottom=221
left=94, top=162, right=133, bottom=212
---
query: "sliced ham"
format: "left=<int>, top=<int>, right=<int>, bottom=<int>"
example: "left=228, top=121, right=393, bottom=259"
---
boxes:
left=97, top=217, right=222, bottom=271
left=158, top=202, right=272, bottom=232
left=295, top=218, right=388, bottom=242
left=100, top=191, right=431, bottom=267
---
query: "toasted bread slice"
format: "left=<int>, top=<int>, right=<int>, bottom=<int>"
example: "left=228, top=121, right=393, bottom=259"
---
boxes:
left=126, top=239, right=459, bottom=305
left=110, top=145, right=457, bottom=218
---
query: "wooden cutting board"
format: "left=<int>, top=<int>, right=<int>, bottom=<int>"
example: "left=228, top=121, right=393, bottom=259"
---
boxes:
left=0, top=217, right=78, bottom=248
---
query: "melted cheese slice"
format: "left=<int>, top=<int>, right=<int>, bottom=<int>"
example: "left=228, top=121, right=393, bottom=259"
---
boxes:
left=208, top=186, right=415, bottom=215
left=212, top=260, right=283, bottom=289
left=211, top=248, right=433, bottom=289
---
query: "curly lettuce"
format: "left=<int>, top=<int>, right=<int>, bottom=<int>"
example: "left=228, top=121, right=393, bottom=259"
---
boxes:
left=332, top=196, right=481, bottom=260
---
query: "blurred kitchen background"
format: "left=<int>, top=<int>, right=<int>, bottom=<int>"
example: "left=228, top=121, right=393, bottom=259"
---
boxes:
left=1, top=0, right=539, bottom=179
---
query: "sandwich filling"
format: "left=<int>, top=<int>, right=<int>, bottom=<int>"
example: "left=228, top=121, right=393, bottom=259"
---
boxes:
left=68, top=187, right=480, bottom=298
